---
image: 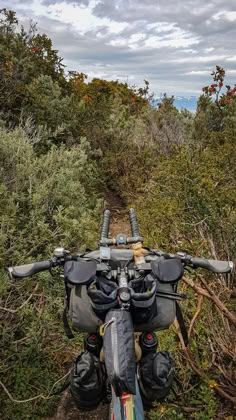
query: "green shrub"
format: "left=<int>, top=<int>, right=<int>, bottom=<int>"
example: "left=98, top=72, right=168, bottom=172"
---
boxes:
left=0, top=127, right=102, bottom=418
left=0, top=128, right=102, bottom=265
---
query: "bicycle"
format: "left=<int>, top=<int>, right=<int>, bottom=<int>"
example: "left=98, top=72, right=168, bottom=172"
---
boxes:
left=8, top=209, right=233, bottom=420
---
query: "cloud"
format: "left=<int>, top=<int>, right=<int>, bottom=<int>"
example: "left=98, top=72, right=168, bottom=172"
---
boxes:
left=1, top=0, right=236, bottom=95
left=41, top=0, right=89, bottom=5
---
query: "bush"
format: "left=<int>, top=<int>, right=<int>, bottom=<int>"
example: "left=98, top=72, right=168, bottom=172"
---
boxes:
left=0, top=128, right=102, bottom=265
left=133, top=132, right=236, bottom=259
left=0, top=127, right=102, bottom=419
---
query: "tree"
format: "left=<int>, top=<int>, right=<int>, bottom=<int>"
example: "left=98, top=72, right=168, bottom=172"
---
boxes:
left=0, top=8, right=65, bottom=125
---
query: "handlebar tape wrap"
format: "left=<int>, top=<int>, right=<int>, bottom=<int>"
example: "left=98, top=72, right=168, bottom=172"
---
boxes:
left=100, top=209, right=111, bottom=240
left=129, top=208, right=140, bottom=238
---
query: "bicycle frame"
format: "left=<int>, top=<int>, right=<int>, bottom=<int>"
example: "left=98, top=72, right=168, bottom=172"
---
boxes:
left=111, top=379, right=145, bottom=420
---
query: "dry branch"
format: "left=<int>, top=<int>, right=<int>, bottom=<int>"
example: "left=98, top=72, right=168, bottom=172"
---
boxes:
left=182, top=276, right=236, bottom=327
left=188, top=295, right=203, bottom=340
left=0, top=369, right=70, bottom=404
left=174, top=319, right=203, bottom=377
left=0, top=284, right=39, bottom=314
left=174, top=287, right=236, bottom=406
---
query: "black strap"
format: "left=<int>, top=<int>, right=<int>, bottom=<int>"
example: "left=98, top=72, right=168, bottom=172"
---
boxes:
left=156, top=290, right=188, bottom=300
left=176, top=301, right=189, bottom=347
left=63, top=307, right=74, bottom=339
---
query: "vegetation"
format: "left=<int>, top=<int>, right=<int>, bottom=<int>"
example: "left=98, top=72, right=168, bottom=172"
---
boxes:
left=0, top=8, right=235, bottom=419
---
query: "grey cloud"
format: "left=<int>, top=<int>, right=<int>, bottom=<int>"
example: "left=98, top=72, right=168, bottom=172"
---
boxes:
left=91, top=0, right=236, bottom=61
left=1, top=0, right=236, bottom=95
left=41, top=0, right=89, bottom=5
left=0, top=0, right=32, bottom=7
left=42, top=20, right=233, bottom=93
left=93, top=0, right=235, bottom=23
left=92, top=0, right=236, bottom=37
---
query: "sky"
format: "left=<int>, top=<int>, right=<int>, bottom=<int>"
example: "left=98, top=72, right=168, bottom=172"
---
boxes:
left=2, top=0, right=236, bottom=97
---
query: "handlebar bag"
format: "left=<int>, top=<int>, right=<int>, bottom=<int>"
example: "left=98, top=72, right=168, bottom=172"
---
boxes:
left=103, top=309, right=136, bottom=396
left=87, top=277, right=118, bottom=321
left=129, top=275, right=157, bottom=324
left=151, top=258, right=184, bottom=283
left=64, top=259, right=96, bottom=285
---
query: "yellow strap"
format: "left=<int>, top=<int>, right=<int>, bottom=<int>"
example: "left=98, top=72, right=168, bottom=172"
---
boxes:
left=131, top=242, right=148, bottom=264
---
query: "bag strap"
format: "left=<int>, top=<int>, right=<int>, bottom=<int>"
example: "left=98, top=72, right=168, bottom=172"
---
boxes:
left=63, top=306, right=74, bottom=339
left=62, top=280, right=74, bottom=339
left=175, top=301, right=189, bottom=347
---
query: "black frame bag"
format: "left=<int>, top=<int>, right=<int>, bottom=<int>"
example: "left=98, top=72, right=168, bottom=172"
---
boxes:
left=103, top=309, right=136, bottom=396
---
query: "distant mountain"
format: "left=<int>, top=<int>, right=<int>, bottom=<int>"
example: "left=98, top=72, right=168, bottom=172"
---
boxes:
left=152, top=96, right=198, bottom=112
left=173, top=96, right=198, bottom=112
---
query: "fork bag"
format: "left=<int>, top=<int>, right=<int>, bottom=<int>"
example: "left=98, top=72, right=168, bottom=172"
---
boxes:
left=70, top=351, right=105, bottom=409
left=138, top=351, right=174, bottom=403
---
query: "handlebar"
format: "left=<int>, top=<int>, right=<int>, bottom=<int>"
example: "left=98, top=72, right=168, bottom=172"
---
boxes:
left=150, top=251, right=233, bottom=274
left=7, top=248, right=234, bottom=279
left=99, top=208, right=143, bottom=246
left=99, top=235, right=144, bottom=246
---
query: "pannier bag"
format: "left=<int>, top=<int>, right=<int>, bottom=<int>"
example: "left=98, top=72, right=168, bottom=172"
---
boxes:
left=70, top=351, right=105, bottom=409
left=64, top=260, right=103, bottom=332
left=87, top=277, right=118, bottom=320
left=68, top=284, right=103, bottom=332
left=135, top=279, right=176, bottom=332
left=130, top=275, right=157, bottom=324
left=138, top=351, right=174, bottom=405
left=134, top=257, right=183, bottom=332
left=103, top=309, right=136, bottom=396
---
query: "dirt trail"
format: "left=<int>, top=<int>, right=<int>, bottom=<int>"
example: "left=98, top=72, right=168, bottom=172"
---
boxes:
left=45, top=192, right=130, bottom=420
left=44, top=390, right=109, bottom=420
left=105, top=190, right=131, bottom=238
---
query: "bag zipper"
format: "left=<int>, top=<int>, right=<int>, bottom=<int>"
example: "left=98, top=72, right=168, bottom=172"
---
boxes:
left=111, top=317, right=120, bottom=379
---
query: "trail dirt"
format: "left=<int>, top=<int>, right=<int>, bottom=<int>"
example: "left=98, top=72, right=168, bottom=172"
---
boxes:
left=105, top=190, right=131, bottom=238
left=44, top=390, right=110, bottom=420
left=45, top=192, right=131, bottom=420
